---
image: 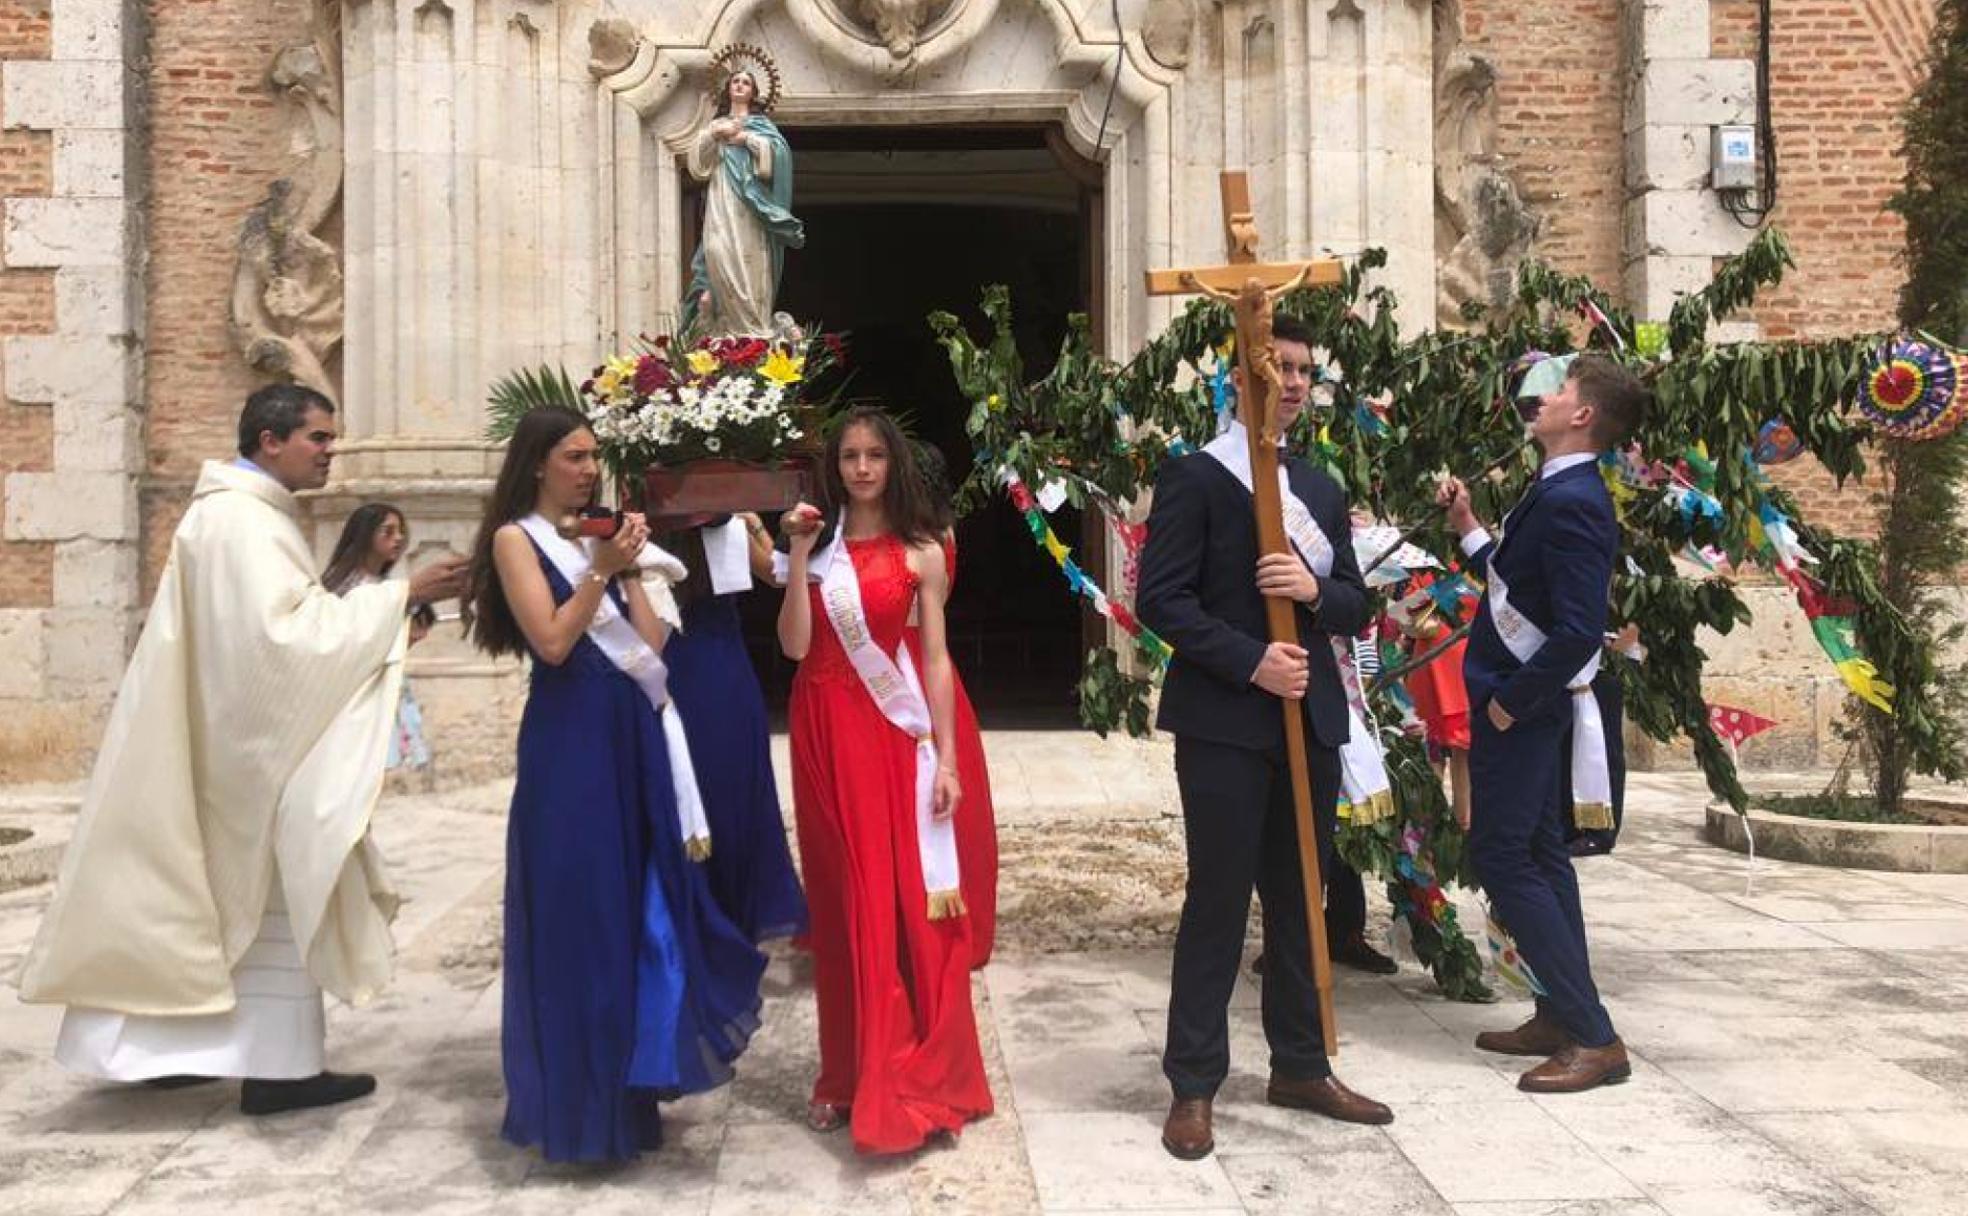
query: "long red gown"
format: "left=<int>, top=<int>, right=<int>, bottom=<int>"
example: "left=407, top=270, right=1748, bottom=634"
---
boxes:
left=789, top=534, right=994, bottom=1154
left=905, top=536, right=999, bottom=969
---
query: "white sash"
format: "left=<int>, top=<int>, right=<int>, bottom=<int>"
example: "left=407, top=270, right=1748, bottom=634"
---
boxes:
left=516, top=515, right=712, bottom=860
left=1568, top=651, right=1613, bottom=831
left=1201, top=423, right=1335, bottom=578
left=1333, top=635, right=1395, bottom=825
left=1203, top=425, right=1390, bottom=820
left=815, top=525, right=964, bottom=919
left=1484, top=566, right=1546, bottom=665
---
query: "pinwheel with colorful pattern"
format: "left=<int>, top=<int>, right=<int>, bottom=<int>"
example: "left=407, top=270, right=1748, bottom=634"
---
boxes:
left=1856, top=338, right=1968, bottom=441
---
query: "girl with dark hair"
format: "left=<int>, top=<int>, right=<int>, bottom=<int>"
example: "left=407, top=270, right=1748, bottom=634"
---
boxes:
left=904, top=444, right=998, bottom=969
left=323, top=502, right=432, bottom=771
left=775, top=406, right=993, bottom=1153
left=468, top=406, right=764, bottom=1163
left=650, top=514, right=807, bottom=944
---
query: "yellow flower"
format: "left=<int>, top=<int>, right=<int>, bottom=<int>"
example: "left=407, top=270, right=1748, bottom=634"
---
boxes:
left=987, top=393, right=1002, bottom=412
left=595, top=369, right=623, bottom=396
left=686, top=349, right=718, bottom=377
left=759, top=348, right=805, bottom=385
left=605, top=354, right=638, bottom=380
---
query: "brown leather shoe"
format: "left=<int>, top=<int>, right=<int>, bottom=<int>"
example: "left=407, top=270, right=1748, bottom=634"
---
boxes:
left=1265, top=1074, right=1394, bottom=1125
left=1161, top=1096, right=1214, bottom=1160
left=1475, top=1011, right=1572, bottom=1057
left=1518, top=1039, right=1631, bottom=1093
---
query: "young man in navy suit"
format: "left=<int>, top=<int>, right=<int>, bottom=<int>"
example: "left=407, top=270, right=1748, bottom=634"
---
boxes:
left=1138, top=314, right=1392, bottom=1160
left=1437, top=353, right=1648, bottom=1093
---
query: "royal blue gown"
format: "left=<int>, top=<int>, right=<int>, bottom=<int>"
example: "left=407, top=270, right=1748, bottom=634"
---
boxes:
left=501, top=546, right=765, bottom=1163
left=664, top=592, right=808, bottom=943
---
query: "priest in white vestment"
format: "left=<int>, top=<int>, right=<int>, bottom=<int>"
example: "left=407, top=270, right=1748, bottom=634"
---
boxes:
left=18, top=384, right=468, bottom=1116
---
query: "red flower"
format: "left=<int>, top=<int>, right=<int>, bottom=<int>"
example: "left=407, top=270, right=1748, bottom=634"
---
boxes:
left=633, top=354, right=673, bottom=395
left=710, top=336, right=769, bottom=367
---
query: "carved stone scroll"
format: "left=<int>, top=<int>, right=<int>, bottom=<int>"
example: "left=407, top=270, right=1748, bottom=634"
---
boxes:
left=229, top=0, right=344, bottom=399
left=1432, top=0, right=1539, bottom=330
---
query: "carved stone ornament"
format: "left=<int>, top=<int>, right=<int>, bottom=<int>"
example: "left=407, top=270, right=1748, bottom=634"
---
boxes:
left=1142, top=0, right=1196, bottom=70
left=229, top=0, right=344, bottom=400
left=1432, top=0, right=1540, bottom=330
left=588, top=16, right=641, bottom=79
left=840, top=0, right=957, bottom=59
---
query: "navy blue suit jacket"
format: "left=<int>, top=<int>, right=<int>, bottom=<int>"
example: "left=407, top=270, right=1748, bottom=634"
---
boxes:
left=1137, top=450, right=1371, bottom=751
left=1463, top=460, right=1618, bottom=726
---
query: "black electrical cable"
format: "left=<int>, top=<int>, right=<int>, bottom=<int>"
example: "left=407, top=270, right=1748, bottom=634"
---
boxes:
left=1094, top=0, right=1125, bottom=159
left=1724, top=0, right=1780, bottom=227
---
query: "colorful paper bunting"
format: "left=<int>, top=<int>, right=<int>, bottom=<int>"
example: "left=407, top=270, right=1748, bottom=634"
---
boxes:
left=1001, top=469, right=1172, bottom=669
left=1707, top=703, right=1779, bottom=748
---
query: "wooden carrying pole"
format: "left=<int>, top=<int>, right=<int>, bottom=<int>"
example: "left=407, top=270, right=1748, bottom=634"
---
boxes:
left=1144, top=172, right=1345, bottom=1053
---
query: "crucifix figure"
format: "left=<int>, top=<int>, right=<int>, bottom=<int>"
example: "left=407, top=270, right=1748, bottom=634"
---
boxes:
left=1137, top=172, right=1389, bottom=1158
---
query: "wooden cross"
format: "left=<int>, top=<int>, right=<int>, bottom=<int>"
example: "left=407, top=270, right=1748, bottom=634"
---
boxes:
left=1145, top=172, right=1347, bottom=1052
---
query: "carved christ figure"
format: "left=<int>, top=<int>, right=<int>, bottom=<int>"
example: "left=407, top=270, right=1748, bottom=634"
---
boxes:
left=681, top=57, right=806, bottom=338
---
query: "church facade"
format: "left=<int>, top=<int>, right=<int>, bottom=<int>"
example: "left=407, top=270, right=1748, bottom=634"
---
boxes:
left=0, top=0, right=1939, bottom=779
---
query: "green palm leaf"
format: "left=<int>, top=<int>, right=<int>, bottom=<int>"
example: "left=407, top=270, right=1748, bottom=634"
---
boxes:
left=485, top=364, right=583, bottom=441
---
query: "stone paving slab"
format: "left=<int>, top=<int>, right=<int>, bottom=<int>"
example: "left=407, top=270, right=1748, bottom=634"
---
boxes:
left=2, top=757, right=1967, bottom=1214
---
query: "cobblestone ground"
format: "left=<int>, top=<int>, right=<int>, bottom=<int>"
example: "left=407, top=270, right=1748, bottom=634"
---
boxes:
left=3, top=735, right=1968, bottom=1215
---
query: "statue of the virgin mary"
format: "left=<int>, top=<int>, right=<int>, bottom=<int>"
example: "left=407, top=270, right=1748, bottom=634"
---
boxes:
left=680, top=45, right=805, bottom=338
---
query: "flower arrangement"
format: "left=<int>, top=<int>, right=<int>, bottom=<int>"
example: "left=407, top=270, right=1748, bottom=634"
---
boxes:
left=576, top=330, right=843, bottom=473
left=487, top=328, right=843, bottom=473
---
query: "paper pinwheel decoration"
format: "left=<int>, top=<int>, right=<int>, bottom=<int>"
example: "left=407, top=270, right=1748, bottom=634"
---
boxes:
left=1856, top=338, right=1967, bottom=442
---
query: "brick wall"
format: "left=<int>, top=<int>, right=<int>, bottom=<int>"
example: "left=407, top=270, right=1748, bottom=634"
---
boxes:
left=141, top=0, right=314, bottom=593
left=1459, top=0, right=1628, bottom=291
left=1711, top=0, right=1940, bottom=537
left=0, top=1, right=57, bottom=614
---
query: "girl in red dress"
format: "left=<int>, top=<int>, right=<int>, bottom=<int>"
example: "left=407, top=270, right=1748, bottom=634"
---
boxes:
left=777, top=407, right=993, bottom=1153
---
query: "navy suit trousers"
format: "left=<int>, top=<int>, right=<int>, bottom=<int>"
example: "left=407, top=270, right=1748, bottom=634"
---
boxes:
left=1468, top=705, right=1617, bottom=1048
left=1164, top=735, right=1338, bottom=1098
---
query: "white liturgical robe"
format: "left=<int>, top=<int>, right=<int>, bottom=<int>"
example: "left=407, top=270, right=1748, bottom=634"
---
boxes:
left=21, top=460, right=411, bottom=1071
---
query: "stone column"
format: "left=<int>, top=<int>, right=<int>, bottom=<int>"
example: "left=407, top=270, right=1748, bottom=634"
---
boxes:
left=0, top=0, right=145, bottom=769
left=1299, top=0, right=1435, bottom=332
left=328, top=0, right=606, bottom=781
left=1621, top=0, right=1759, bottom=333
left=339, top=0, right=601, bottom=482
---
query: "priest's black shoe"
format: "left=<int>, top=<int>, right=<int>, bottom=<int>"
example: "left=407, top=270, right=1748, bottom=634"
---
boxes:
left=240, top=1071, right=377, bottom=1116
left=1331, top=933, right=1399, bottom=975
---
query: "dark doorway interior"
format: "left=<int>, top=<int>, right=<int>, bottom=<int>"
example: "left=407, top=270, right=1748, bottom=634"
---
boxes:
left=721, top=128, right=1094, bottom=726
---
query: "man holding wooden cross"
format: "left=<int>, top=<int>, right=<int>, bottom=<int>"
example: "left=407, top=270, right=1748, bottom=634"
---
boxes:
left=1137, top=306, right=1393, bottom=1161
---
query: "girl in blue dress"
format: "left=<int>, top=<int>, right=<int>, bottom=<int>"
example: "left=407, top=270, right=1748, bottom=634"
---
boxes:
left=466, top=407, right=764, bottom=1163
left=656, top=516, right=807, bottom=945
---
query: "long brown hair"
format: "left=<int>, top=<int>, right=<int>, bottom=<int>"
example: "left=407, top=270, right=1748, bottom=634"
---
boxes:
left=467, top=406, right=589, bottom=658
left=822, top=406, right=942, bottom=547
left=321, top=502, right=405, bottom=594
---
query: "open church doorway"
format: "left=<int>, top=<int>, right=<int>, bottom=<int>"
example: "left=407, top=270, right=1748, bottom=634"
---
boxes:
left=707, top=124, right=1104, bottom=726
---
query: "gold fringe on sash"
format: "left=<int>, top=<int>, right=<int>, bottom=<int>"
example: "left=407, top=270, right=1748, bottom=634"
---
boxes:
left=1570, top=801, right=1615, bottom=831
left=685, top=835, right=713, bottom=862
left=1343, top=789, right=1398, bottom=826
left=926, top=889, right=969, bottom=921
